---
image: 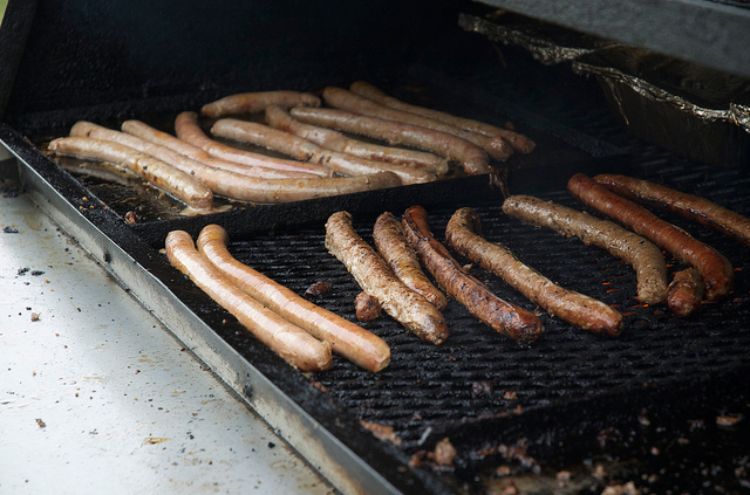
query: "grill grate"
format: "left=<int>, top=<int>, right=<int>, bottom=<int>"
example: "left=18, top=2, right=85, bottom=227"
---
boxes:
left=222, top=164, right=750, bottom=452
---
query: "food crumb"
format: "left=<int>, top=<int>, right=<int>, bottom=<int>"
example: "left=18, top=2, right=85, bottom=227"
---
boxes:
left=354, top=292, right=381, bottom=322
left=556, top=470, right=571, bottom=485
left=503, top=390, right=518, bottom=401
left=305, top=281, right=332, bottom=296
left=124, top=211, right=138, bottom=224
left=716, top=414, right=743, bottom=427
left=30, top=312, right=40, bottom=322
left=35, top=418, right=46, bottom=428
left=360, top=420, right=402, bottom=446
left=433, top=437, right=457, bottom=467
left=31, top=270, right=45, bottom=276
left=593, top=463, right=607, bottom=480
left=495, top=465, right=511, bottom=477
left=3, top=226, right=19, bottom=234
left=17, top=267, right=29, bottom=276
left=601, top=481, right=639, bottom=495
left=267, top=441, right=276, bottom=449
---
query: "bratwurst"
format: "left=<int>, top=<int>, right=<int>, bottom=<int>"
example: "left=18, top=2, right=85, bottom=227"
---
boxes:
left=568, top=174, right=733, bottom=301
left=402, top=206, right=543, bottom=342
left=201, top=90, right=320, bottom=118
left=166, top=230, right=332, bottom=371
left=446, top=207, right=622, bottom=335
left=325, top=211, right=448, bottom=345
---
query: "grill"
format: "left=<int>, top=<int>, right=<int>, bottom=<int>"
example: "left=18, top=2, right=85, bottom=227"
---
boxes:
left=2, top=1, right=749, bottom=493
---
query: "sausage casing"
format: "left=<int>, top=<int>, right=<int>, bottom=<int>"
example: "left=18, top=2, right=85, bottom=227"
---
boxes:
left=667, top=268, right=704, bottom=318
left=202, top=90, right=320, bottom=118
left=402, top=205, right=543, bottom=342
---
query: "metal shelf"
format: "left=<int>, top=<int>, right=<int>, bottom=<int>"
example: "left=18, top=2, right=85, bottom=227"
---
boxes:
left=474, top=0, right=750, bottom=78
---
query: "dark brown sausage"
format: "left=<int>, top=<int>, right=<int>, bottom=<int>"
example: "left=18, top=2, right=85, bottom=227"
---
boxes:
left=211, top=118, right=434, bottom=185
left=501, top=195, right=668, bottom=304
left=568, top=173, right=733, bottom=301
left=201, top=90, right=320, bottom=118
left=373, top=212, right=448, bottom=309
left=325, top=211, right=448, bottom=345
left=667, top=268, right=704, bottom=318
left=197, top=225, right=390, bottom=372
left=290, top=106, right=491, bottom=175
left=266, top=105, right=449, bottom=175
left=595, top=174, right=750, bottom=246
left=48, top=136, right=214, bottom=211
left=165, top=230, right=332, bottom=371
left=446, top=207, right=622, bottom=335
left=350, top=81, right=535, bottom=154
left=323, top=87, right=513, bottom=161
left=401, top=205, right=543, bottom=342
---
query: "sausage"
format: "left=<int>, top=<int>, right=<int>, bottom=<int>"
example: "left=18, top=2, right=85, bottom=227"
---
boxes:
left=165, top=230, right=332, bottom=371
left=201, top=90, right=320, bottom=118
left=211, top=118, right=434, bottom=185
left=265, top=105, right=449, bottom=176
left=354, top=292, right=382, bottom=322
left=594, top=174, right=750, bottom=246
left=402, top=205, right=543, bottom=342
left=667, top=268, right=704, bottom=318
left=121, top=119, right=316, bottom=179
left=325, top=211, right=448, bottom=345
left=290, top=107, right=490, bottom=175
left=71, top=121, right=400, bottom=204
left=175, top=112, right=328, bottom=177
left=350, top=81, right=535, bottom=154
left=568, top=173, right=733, bottom=301
left=501, top=195, right=669, bottom=304
left=446, top=207, right=622, bottom=334
left=197, top=225, right=390, bottom=372
left=323, top=87, right=513, bottom=161
left=373, top=212, right=448, bottom=309
left=47, top=136, right=213, bottom=210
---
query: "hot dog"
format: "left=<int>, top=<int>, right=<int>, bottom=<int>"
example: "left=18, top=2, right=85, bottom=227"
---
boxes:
left=48, top=136, right=213, bottom=210
left=568, top=174, right=733, bottom=301
left=290, top=107, right=490, bottom=175
left=502, top=195, right=669, bottom=304
left=373, top=212, right=447, bottom=309
left=325, top=211, right=448, bottom=345
left=446, top=207, right=622, bottom=335
left=594, top=174, right=750, bottom=246
left=174, top=112, right=328, bottom=177
left=165, top=230, right=332, bottom=371
left=72, top=121, right=400, bottom=204
left=202, top=90, right=320, bottom=118
left=402, top=205, right=543, bottom=342
left=350, top=81, right=535, bottom=154
left=211, top=118, right=434, bottom=185
left=197, top=225, right=390, bottom=372
left=265, top=105, right=449, bottom=176
left=323, top=87, right=513, bottom=161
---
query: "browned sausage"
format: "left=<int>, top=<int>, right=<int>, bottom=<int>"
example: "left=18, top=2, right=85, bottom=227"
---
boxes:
left=48, top=137, right=213, bottom=210
left=175, top=112, right=328, bottom=177
left=290, top=107, right=490, bottom=175
left=165, top=230, right=332, bottom=371
left=201, top=90, right=320, bottom=118
left=501, top=195, right=669, bottom=304
left=323, top=87, right=513, bottom=161
left=446, top=207, right=622, bottom=335
left=71, top=121, right=400, bottom=204
left=121, top=119, right=317, bottom=179
left=373, top=212, right=448, bottom=309
left=265, top=105, right=449, bottom=176
left=350, top=81, right=535, bottom=154
left=325, top=211, right=448, bottom=345
left=211, top=118, right=434, bottom=185
left=568, top=174, right=733, bottom=301
left=197, top=225, right=390, bottom=372
left=354, top=292, right=382, bottom=322
left=402, top=206, right=543, bottom=342
left=594, top=174, right=750, bottom=247
left=667, top=268, right=704, bottom=317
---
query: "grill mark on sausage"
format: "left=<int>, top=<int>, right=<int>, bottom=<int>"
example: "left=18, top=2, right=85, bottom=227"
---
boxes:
left=325, top=211, right=448, bottom=345
left=402, top=205, right=543, bottom=342
left=568, top=173, right=733, bottom=301
left=501, top=195, right=669, bottom=305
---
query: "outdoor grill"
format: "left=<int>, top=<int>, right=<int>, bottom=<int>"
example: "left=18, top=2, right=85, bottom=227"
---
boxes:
left=1, top=1, right=749, bottom=493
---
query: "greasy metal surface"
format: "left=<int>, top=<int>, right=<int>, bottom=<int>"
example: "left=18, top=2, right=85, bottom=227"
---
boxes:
left=0, top=185, right=331, bottom=495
